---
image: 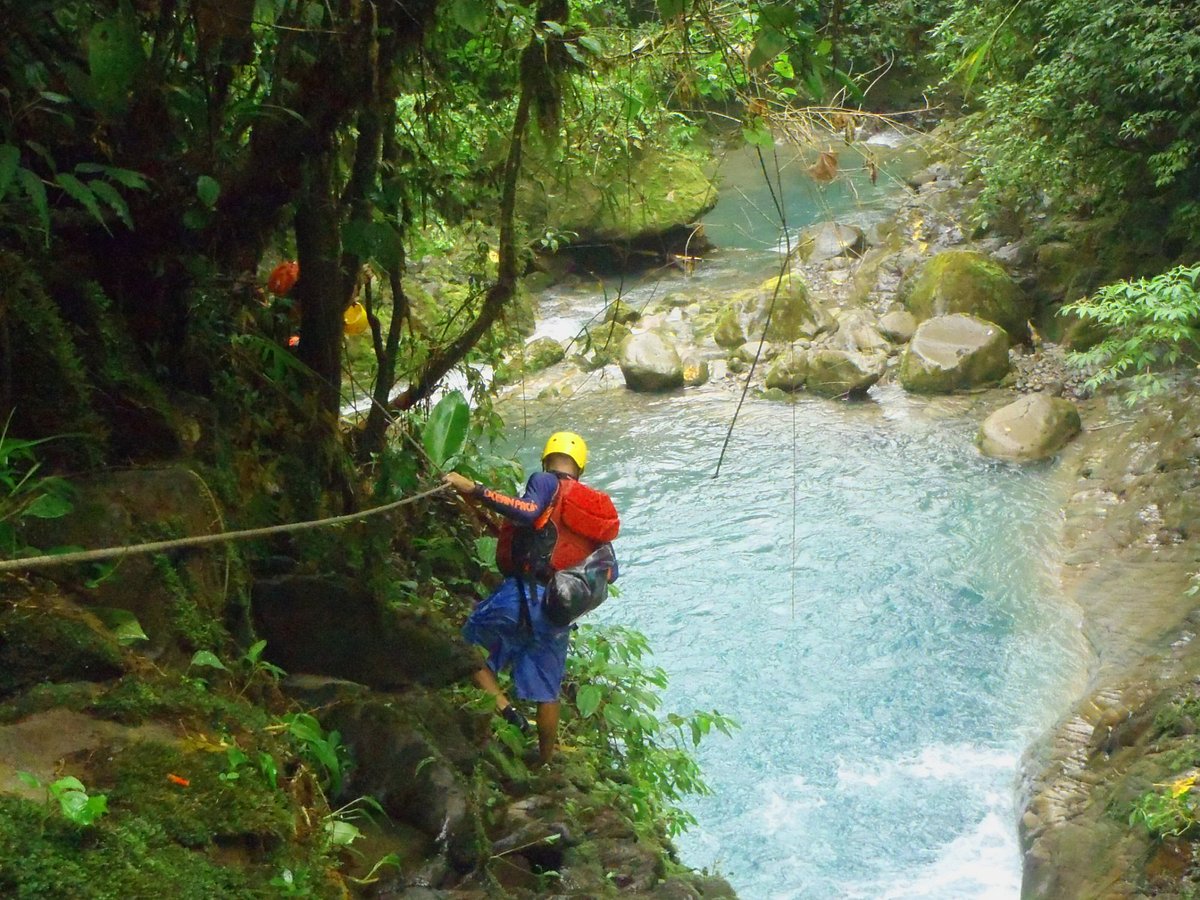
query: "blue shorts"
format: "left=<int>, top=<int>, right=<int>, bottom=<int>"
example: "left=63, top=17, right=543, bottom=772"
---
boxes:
left=462, top=577, right=571, bottom=703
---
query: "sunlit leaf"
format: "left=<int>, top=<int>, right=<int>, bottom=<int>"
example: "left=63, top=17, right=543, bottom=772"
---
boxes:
left=23, top=493, right=72, bottom=519
left=748, top=26, right=790, bottom=69
left=189, top=650, right=228, bottom=671
left=91, top=607, right=149, bottom=645
left=576, top=683, right=602, bottom=718
left=423, top=390, right=470, bottom=467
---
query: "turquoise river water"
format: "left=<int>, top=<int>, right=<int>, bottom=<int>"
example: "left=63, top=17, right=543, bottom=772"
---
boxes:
left=508, top=387, right=1088, bottom=898
left=502, top=137, right=1092, bottom=898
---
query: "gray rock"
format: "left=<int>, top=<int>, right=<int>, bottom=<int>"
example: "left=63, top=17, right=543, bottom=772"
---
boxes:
left=899, top=314, right=1010, bottom=394
left=619, top=331, right=684, bottom=392
left=978, top=394, right=1082, bottom=461
left=797, top=222, right=866, bottom=262
left=878, top=309, right=917, bottom=343
left=805, top=349, right=886, bottom=397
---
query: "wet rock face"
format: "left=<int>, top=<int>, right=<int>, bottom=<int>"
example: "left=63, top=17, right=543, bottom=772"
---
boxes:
left=251, top=575, right=479, bottom=690
left=1019, top=393, right=1200, bottom=899
left=903, top=249, right=1031, bottom=340
left=17, top=466, right=230, bottom=661
left=619, top=330, right=684, bottom=392
left=899, top=314, right=1010, bottom=393
left=521, top=336, right=566, bottom=373
left=977, top=393, right=1082, bottom=461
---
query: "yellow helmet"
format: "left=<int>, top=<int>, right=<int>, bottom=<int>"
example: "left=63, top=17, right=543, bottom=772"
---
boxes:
left=542, top=431, right=588, bottom=473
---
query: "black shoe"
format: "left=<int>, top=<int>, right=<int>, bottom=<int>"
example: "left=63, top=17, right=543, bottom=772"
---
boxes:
left=501, top=704, right=531, bottom=734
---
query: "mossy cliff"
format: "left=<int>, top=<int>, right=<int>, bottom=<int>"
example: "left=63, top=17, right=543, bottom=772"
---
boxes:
left=0, top=461, right=735, bottom=898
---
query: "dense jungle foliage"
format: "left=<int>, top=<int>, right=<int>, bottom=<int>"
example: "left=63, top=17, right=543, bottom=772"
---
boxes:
left=2, top=0, right=1200, bottom=894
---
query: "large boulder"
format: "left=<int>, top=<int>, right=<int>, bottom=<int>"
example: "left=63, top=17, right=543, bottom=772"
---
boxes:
left=900, top=314, right=1010, bottom=394
left=522, top=336, right=565, bottom=372
left=764, top=352, right=809, bottom=392
left=977, top=394, right=1082, bottom=461
left=796, top=222, right=866, bottom=262
left=903, top=250, right=1031, bottom=339
left=619, top=330, right=684, bottom=392
left=749, top=273, right=835, bottom=343
left=252, top=575, right=479, bottom=690
left=520, top=149, right=716, bottom=245
left=805, top=349, right=887, bottom=397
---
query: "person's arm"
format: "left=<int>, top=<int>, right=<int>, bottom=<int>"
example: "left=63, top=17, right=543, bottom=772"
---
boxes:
left=444, top=471, right=558, bottom=526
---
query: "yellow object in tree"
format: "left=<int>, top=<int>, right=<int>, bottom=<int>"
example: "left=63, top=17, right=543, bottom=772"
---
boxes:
left=343, top=302, right=368, bottom=336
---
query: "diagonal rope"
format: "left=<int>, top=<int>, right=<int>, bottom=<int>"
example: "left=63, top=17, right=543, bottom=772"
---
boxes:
left=0, top=483, right=451, bottom=573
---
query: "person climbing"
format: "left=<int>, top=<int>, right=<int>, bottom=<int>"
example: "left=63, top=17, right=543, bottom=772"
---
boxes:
left=444, top=431, right=619, bottom=765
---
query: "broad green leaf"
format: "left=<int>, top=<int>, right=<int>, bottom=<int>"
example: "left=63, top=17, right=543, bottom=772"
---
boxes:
left=196, top=175, right=220, bottom=209
left=326, top=818, right=362, bottom=846
left=0, top=144, right=19, bottom=202
left=18, top=168, right=49, bottom=239
left=189, top=649, right=228, bottom=671
left=742, top=122, right=774, bottom=149
left=75, top=164, right=149, bottom=191
left=759, top=3, right=800, bottom=30
left=56, top=173, right=109, bottom=231
left=91, top=608, right=149, bottom=645
left=450, top=0, right=490, bottom=33
left=88, top=1, right=146, bottom=116
left=52, top=776, right=86, bottom=794
left=88, top=179, right=132, bottom=229
left=16, top=771, right=41, bottom=789
left=23, top=492, right=72, bottom=519
left=578, top=35, right=603, bottom=56
left=748, top=26, right=790, bottom=69
left=576, top=683, right=602, bottom=718
left=657, top=0, right=686, bottom=20
left=423, top=390, right=470, bottom=467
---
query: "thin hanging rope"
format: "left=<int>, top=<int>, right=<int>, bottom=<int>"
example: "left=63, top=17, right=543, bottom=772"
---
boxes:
left=790, top=393, right=799, bottom=619
left=0, top=483, right=451, bottom=573
left=713, top=141, right=793, bottom=478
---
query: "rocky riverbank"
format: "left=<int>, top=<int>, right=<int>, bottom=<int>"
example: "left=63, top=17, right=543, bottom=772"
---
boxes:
left=501, top=126, right=1200, bottom=897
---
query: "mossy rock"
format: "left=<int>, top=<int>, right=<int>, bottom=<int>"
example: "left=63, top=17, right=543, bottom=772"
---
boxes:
left=903, top=250, right=1031, bottom=339
left=582, top=320, right=633, bottom=368
left=520, top=146, right=717, bottom=244
left=605, top=299, right=642, bottom=326
left=523, top=337, right=566, bottom=372
left=752, top=274, right=832, bottom=343
left=900, top=314, right=1010, bottom=394
left=713, top=305, right=746, bottom=349
left=805, top=349, right=886, bottom=397
left=0, top=597, right=124, bottom=699
left=18, top=467, right=233, bottom=661
left=764, top=352, right=810, bottom=392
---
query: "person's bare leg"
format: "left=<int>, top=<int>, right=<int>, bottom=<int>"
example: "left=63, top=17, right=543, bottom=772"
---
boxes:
left=536, top=701, right=560, bottom=764
left=473, top=666, right=512, bottom=710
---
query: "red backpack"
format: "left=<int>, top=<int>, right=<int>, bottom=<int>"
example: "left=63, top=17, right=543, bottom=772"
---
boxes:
left=496, top=479, right=620, bottom=579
